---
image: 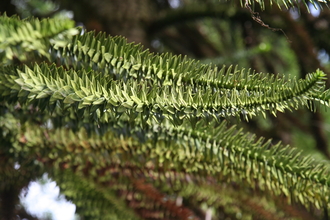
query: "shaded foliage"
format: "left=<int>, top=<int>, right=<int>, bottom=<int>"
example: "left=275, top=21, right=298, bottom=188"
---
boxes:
left=1, top=0, right=330, bottom=219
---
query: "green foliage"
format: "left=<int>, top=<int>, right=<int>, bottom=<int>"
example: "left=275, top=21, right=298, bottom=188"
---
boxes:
left=0, top=13, right=78, bottom=64
left=0, top=5, right=330, bottom=219
left=241, top=0, right=329, bottom=11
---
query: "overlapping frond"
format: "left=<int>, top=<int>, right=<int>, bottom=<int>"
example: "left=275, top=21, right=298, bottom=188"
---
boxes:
left=1, top=11, right=330, bottom=219
left=0, top=13, right=78, bottom=64
left=52, top=30, right=328, bottom=96
left=13, top=119, right=330, bottom=213
left=0, top=61, right=328, bottom=127
left=1, top=20, right=329, bottom=126
left=53, top=169, right=139, bottom=220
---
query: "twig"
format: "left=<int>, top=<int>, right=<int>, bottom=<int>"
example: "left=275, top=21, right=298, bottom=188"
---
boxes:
left=244, top=0, right=291, bottom=43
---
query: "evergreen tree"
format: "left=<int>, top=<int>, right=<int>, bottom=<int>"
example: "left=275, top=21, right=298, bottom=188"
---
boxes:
left=1, top=0, right=330, bottom=219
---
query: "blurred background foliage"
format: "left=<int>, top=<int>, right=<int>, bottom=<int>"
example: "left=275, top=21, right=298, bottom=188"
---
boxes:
left=1, top=0, right=330, bottom=219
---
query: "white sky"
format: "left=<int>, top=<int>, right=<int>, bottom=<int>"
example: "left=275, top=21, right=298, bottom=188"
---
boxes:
left=20, top=175, right=77, bottom=220
left=310, top=3, right=321, bottom=17
left=169, top=0, right=180, bottom=8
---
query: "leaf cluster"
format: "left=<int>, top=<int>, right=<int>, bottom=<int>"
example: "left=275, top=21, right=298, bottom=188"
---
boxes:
left=0, top=11, right=330, bottom=219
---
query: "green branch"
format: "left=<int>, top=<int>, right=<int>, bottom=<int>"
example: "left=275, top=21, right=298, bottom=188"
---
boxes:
left=0, top=13, right=78, bottom=64
left=0, top=62, right=328, bottom=125
left=14, top=119, right=330, bottom=211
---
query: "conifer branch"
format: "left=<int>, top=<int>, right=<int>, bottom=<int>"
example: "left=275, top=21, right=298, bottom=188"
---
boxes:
left=1, top=11, right=330, bottom=219
left=0, top=14, right=78, bottom=64
left=13, top=118, right=330, bottom=212
left=241, top=0, right=329, bottom=11
left=0, top=62, right=328, bottom=125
